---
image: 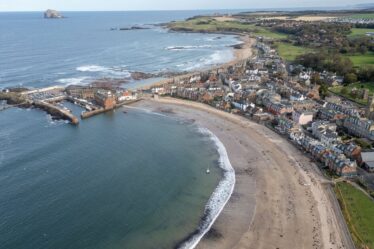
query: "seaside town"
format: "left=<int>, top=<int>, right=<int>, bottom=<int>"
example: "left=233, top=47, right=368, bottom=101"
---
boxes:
left=1, top=8, right=374, bottom=249
left=7, top=30, right=371, bottom=195
left=146, top=36, right=374, bottom=192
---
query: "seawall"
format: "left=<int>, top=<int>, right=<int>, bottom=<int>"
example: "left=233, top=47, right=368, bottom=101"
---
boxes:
left=33, top=101, right=79, bottom=125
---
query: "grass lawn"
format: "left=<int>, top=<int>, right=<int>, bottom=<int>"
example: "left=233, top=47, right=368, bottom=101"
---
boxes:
left=345, top=52, right=374, bottom=68
left=168, top=17, right=287, bottom=40
left=349, top=13, right=374, bottom=20
left=246, top=24, right=288, bottom=39
left=335, top=182, right=374, bottom=249
left=348, top=28, right=374, bottom=38
left=275, top=42, right=311, bottom=61
left=330, top=82, right=374, bottom=105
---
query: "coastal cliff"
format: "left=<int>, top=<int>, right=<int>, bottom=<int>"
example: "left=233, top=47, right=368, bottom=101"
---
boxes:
left=44, top=9, right=63, bottom=19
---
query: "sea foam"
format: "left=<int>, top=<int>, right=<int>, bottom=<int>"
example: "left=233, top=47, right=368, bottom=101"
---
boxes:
left=165, top=45, right=212, bottom=51
left=76, top=65, right=108, bottom=72
left=183, top=50, right=233, bottom=71
left=76, top=65, right=131, bottom=78
left=56, top=77, right=92, bottom=86
left=177, top=127, right=235, bottom=249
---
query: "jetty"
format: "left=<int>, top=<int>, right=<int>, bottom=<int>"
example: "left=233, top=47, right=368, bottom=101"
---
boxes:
left=33, top=101, right=79, bottom=125
left=81, top=99, right=141, bottom=119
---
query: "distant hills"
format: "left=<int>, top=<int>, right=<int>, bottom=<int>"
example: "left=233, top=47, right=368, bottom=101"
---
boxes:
left=354, top=3, right=374, bottom=9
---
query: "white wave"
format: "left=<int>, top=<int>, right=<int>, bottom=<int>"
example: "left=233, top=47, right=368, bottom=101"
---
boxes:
left=76, top=65, right=108, bottom=72
left=44, top=114, right=67, bottom=127
left=165, top=45, right=212, bottom=51
left=204, top=50, right=233, bottom=65
left=76, top=65, right=131, bottom=78
left=56, top=77, right=91, bottom=86
left=178, top=127, right=235, bottom=249
left=183, top=50, right=233, bottom=71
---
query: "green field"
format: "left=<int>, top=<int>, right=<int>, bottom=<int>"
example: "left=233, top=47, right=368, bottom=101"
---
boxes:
left=275, top=42, right=311, bottom=61
left=247, top=24, right=288, bottom=39
left=349, top=13, right=374, bottom=20
left=345, top=52, right=374, bottom=68
left=335, top=182, right=374, bottom=249
left=330, top=82, right=374, bottom=105
left=348, top=28, right=374, bottom=38
left=168, top=18, right=287, bottom=39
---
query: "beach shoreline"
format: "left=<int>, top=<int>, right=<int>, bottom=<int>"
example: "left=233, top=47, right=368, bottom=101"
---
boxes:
left=131, top=97, right=352, bottom=249
left=140, top=34, right=255, bottom=90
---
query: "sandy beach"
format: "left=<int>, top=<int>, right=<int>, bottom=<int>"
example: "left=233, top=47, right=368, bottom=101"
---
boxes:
left=132, top=97, right=353, bottom=249
left=232, top=35, right=255, bottom=64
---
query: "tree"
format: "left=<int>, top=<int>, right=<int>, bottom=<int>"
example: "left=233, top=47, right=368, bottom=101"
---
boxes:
left=358, top=66, right=374, bottom=82
left=344, top=73, right=358, bottom=84
left=359, top=45, right=368, bottom=55
left=319, top=83, right=330, bottom=99
left=311, top=72, right=321, bottom=85
left=341, top=87, right=349, bottom=95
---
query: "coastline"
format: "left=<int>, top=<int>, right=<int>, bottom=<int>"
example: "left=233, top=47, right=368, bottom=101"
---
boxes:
left=140, top=34, right=255, bottom=90
left=176, top=127, right=236, bottom=249
left=132, top=97, right=352, bottom=249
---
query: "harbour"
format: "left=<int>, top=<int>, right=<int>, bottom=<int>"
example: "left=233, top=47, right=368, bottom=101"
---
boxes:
left=0, top=84, right=140, bottom=125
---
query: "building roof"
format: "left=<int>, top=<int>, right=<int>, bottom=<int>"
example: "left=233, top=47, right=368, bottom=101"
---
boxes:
left=361, top=152, right=374, bottom=162
left=365, top=161, right=374, bottom=169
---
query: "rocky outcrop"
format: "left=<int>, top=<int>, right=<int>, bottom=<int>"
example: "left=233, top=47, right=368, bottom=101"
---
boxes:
left=44, top=9, right=63, bottom=19
left=0, top=92, right=28, bottom=105
left=119, top=26, right=151, bottom=31
left=131, top=71, right=155, bottom=80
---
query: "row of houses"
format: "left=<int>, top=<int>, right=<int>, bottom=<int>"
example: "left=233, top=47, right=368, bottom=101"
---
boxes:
left=298, top=136, right=358, bottom=177
left=343, top=116, right=374, bottom=141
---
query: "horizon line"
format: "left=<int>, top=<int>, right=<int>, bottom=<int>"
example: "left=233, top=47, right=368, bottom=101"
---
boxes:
left=0, top=5, right=368, bottom=13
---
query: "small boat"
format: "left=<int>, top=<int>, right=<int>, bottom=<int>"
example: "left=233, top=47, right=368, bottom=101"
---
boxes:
left=123, top=111, right=128, bottom=114
left=206, top=168, right=210, bottom=174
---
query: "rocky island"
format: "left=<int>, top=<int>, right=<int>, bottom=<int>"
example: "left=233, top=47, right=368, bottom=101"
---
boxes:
left=44, top=9, right=63, bottom=19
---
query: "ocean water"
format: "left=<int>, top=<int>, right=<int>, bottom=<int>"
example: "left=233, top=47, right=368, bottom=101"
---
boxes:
left=0, top=11, right=238, bottom=89
left=0, top=11, right=237, bottom=249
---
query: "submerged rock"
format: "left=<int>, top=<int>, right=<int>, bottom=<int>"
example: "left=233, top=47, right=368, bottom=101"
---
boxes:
left=44, top=9, right=63, bottom=19
left=119, top=26, right=151, bottom=31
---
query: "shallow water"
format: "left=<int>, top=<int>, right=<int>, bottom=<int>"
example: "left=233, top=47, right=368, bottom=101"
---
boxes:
left=0, top=106, right=223, bottom=249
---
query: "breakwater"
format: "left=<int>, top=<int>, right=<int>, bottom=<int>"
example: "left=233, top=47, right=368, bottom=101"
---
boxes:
left=81, top=99, right=142, bottom=119
left=33, top=101, right=79, bottom=125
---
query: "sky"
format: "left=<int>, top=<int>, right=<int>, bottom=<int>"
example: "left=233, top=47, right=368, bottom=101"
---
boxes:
left=0, top=0, right=373, bottom=11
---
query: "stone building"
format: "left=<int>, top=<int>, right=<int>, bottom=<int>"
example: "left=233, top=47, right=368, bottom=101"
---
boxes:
left=95, top=90, right=116, bottom=109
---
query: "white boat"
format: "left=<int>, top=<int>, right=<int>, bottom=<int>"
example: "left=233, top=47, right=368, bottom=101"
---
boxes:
left=206, top=168, right=210, bottom=174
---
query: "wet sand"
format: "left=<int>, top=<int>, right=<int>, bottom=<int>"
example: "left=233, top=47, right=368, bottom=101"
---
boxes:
left=132, top=97, right=352, bottom=249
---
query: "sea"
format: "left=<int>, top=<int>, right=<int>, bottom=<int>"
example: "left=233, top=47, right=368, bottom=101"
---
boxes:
left=0, top=11, right=237, bottom=249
